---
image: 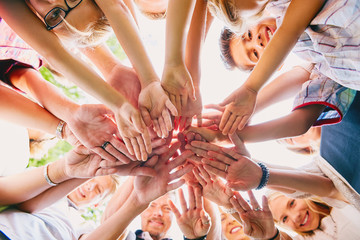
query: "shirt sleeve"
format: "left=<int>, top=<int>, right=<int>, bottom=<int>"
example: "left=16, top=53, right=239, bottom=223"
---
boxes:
left=293, top=68, right=356, bottom=126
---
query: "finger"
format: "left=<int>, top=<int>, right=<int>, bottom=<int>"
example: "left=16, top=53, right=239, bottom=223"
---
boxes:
left=191, top=141, right=222, bottom=153
left=162, top=109, right=173, bottom=132
left=222, top=114, right=237, bottom=135
left=220, top=93, right=236, bottom=106
left=185, top=117, right=192, bottom=130
left=219, top=110, right=231, bottom=131
left=193, top=167, right=207, bottom=186
left=229, top=116, right=242, bottom=135
left=187, top=155, right=203, bottom=164
left=141, top=128, right=152, bottom=154
left=100, top=159, right=124, bottom=168
left=262, top=195, right=271, bottom=212
left=151, top=138, right=166, bottom=149
left=200, top=211, right=210, bottom=226
left=95, top=167, right=118, bottom=176
left=169, top=164, right=193, bottom=181
left=230, top=196, right=246, bottom=215
left=181, top=94, right=188, bottom=112
left=158, top=116, right=168, bottom=138
left=247, top=190, right=260, bottom=210
left=140, top=107, right=152, bottom=127
left=188, top=185, right=196, bottom=210
left=185, top=144, right=208, bottom=158
left=207, top=151, right=235, bottom=165
left=166, top=179, right=185, bottom=192
left=197, top=165, right=211, bottom=182
left=129, top=166, right=157, bottom=177
left=196, top=113, right=202, bottom=127
left=92, top=147, right=117, bottom=162
left=221, top=147, right=244, bottom=160
left=143, top=155, right=159, bottom=168
left=204, top=104, right=225, bottom=112
left=194, top=186, right=203, bottom=209
left=185, top=131, right=195, bottom=142
left=130, top=137, right=141, bottom=160
left=179, top=116, right=187, bottom=132
left=227, top=181, right=246, bottom=191
left=122, top=137, right=135, bottom=156
left=169, top=199, right=182, bottom=219
left=202, top=162, right=227, bottom=179
left=102, top=142, right=130, bottom=164
left=167, top=150, right=194, bottom=170
left=229, top=133, right=251, bottom=158
left=167, top=97, right=178, bottom=116
left=110, top=137, right=137, bottom=161
left=241, top=216, right=252, bottom=236
left=136, top=135, right=148, bottom=161
left=238, top=115, right=250, bottom=131
left=178, top=188, right=188, bottom=213
left=234, top=191, right=251, bottom=212
left=151, top=145, right=169, bottom=156
left=153, top=119, right=162, bottom=138
left=160, top=142, right=180, bottom=164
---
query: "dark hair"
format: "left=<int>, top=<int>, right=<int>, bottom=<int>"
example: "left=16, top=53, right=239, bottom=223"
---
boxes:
left=219, top=27, right=237, bottom=70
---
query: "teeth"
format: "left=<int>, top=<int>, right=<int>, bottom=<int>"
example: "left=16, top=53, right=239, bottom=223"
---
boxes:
left=301, top=213, right=308, bottom=226
left=230, top=226, right=241, bottom=234
left=267, top=29, right=273, bottom=39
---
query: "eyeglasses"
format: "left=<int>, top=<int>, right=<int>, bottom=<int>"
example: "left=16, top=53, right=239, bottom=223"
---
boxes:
left=44, top=0, right=83, bottom=30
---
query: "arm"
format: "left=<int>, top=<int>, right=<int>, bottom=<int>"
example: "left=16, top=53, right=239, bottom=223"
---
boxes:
left=236, top=104, right=325, bottom=143
left=219, top=0, right=325, bottom=132
left=254, top=66, right=311, bottom=114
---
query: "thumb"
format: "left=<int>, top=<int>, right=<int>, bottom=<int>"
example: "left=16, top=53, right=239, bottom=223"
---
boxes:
left=165, top=99, right=178, bottom=116
left=219, top=93, right=236, bottom=107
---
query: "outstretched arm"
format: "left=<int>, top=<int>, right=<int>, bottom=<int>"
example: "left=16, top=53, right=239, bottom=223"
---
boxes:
left=219, top=0, right=325, bottom=132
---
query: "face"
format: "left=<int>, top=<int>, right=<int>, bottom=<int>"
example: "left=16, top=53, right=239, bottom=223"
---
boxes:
left=269, top=195, right=320, bottom=232
left=280, top=127, right=321, bottom=150
left=28, top=0, right=103, bottom=35
left=134, top=0, right=168, bottom=14
left=67, top=175, right=115, bottom=207
left=141, top=194, right=173, bottom=238
left=221, top=211, right=250, bottom=240
left=229, top=17, right=276, bottom=70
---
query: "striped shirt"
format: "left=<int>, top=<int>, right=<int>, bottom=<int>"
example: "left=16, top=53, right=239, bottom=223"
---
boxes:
left=267, top=0, right=360, bottom=91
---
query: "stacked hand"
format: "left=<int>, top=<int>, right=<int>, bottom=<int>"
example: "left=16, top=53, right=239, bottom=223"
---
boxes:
left=169, top=186, right=211, bottom=239
left=139, top=81, right=178, bottom=138
left=218, top=85, right=257, bottom=134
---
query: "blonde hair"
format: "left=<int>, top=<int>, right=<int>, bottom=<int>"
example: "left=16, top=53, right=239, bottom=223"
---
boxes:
left=141, top=10, right=167, bottom=20
left=207, top=0, right=269, bottom=34
left=267, top=191, right=331, bottom=236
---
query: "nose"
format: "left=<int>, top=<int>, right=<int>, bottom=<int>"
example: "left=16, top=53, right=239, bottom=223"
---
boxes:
left=256, top=32, right=265, bottom=48
left=152, top=207, right=163, bottom=217
left=86, top=182, right=96, bottom=192
left=290, top=211, right=303, bottom=227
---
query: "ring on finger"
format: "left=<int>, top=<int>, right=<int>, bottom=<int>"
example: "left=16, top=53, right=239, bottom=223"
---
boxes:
left=101, top=141, right=111, bottom=150
left=203, top=220, right=210, bottom=225
left=254, top=207, right=261, bottom=211
left=224, top=164, right=229, bottom=173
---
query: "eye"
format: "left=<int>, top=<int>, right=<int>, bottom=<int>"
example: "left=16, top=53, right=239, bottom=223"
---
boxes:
left=253, top=50, right=258, bottom=59
left=49, top=9, right=62, bottom=21
left=290, top=200, right=295, bottom=207
left=163, top=206, right=172, bottom=212
left=248, top=30, right=252, bottom=40
left=282, top=216, right=288, bottom=223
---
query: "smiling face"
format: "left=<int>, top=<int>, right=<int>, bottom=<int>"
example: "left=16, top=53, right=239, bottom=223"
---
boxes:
left=67, top=175, right=115, bottom=207
left=221, top=211, right=250, bottom=240
left=269, top=195, right=321, bottom=233
left=141, top=194, right=173, bottom=239
left=229, top=17, right=277, bottom=70
left=27, top=0, right=103, bottom=35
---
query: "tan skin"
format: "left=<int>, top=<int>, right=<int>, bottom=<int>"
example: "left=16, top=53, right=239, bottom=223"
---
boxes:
left=269, top=195, right=322, bottom=233
left=133, top=0, right=168, bottom=14
left=220, top=210, right=250, bottom=240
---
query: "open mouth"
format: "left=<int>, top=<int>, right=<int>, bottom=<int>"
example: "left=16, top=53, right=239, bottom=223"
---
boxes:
left=300, top=211, right=309, bottom=227
left=265, top=27, right=274, bottom=42
left=149, top=220, right=164, bottom=227
left=230, top=226, right=242, bottom=234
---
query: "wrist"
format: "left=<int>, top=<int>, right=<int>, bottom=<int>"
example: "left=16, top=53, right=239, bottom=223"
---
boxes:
left=244, top=82, right=259, bottom=94
left=266, top=228, right=279, bottom=240
left=256, top=162, right=270, bottom=190
left=47, top=159, right=71, bottom=184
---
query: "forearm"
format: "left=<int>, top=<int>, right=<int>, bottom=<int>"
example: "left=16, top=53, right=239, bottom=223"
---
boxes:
left=102, top=177, right=134, bottom=222
left=0, top=0, right=127, bottom=110
left=0, top=159, right=71, bottom=206
left=166, top=0, right=196, bottom=65
left=0, top=85, right=59, bottom=134
left=16, top=178, right=86, bottom=213
left=9, top=68, right=79, bottom=122
left=238, top=105, right=324, bottom=142
left=97, top=0, right=159, bottom=87
left=254, top=67, right=310, bottom=114
left=84, top=191, right=148, bottom=240
left=185, top=0, right=209, bottom=90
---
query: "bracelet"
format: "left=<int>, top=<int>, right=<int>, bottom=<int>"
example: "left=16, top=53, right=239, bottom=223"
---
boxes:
left=220, top=206, right=237, bottom=214
left=56, top=120, right=65, bottom=139
left=256, top=162, right=270, bottom=190
left=184, top=235, right=207, bottom=240
left=44, top=163, right=58, bottom=186
left=268, top=228, right=279, bottom=240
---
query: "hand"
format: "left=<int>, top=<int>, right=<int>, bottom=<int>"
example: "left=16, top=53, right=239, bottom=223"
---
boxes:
left=66, top=104, right=135, bottom=163
left=115, top=102, right=151, bottom=161
left=219, top=85, right=257, bottom=134
left=64, top=146, right=118, bottom=178
left=139, top=81, right=178, bottom=138
left=106, top=65, right=141, bottom=107
left=230, top=191, right=277, bottom=239
left=161, top=63, right=196, bottom=115
left=174, top=91, right=203, bottom=131
left=99, top=158, right=157, bottom=177
left=133, top=142, right=194, bottom=205
left=201, top=104, right=224, bottom=129
left=169, top=186, right=211, bottom=239
left=183, top=126, right=228, bottom=144
left=193, top=165, right=234, bottom=209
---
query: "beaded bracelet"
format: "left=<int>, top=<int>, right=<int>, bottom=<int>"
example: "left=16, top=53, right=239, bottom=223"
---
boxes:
left=44, top=163, right=58, bottom=186
left=256, top=162, right=270, bottom=190
left=220, top=206, right=237, bottom=214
